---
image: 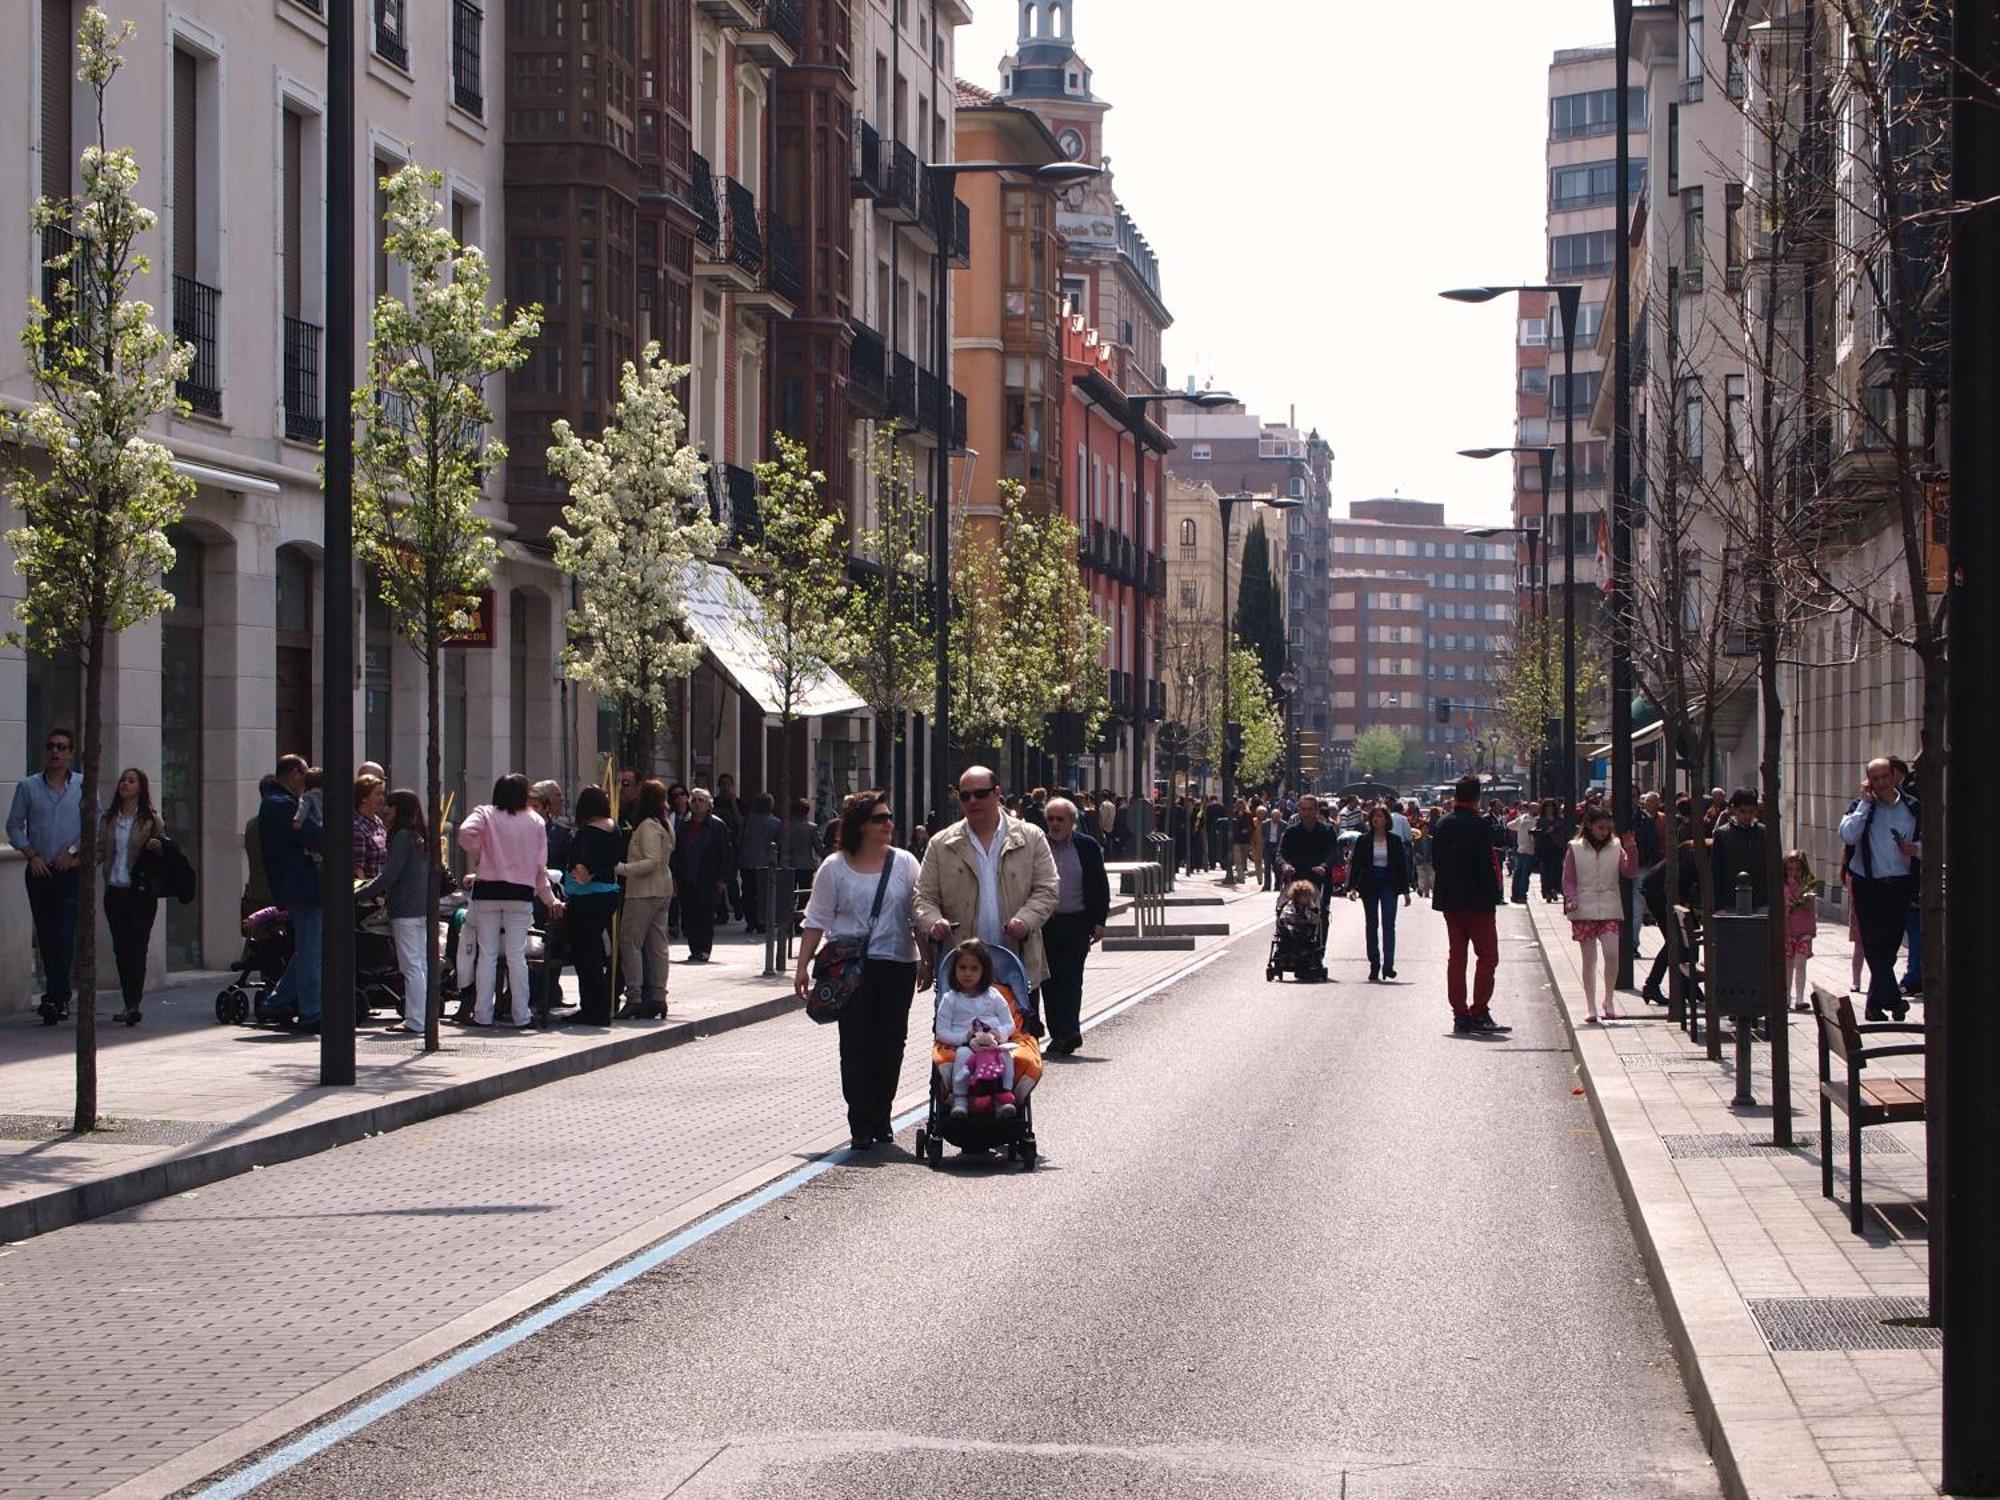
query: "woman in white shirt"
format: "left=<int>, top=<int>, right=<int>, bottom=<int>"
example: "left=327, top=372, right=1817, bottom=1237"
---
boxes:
left=795, top=789, right=921, bottom=1151
left=98, top=767, right=167, bottom=1026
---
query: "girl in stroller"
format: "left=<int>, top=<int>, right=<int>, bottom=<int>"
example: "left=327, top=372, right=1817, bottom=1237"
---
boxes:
left=936, top=939, right=1018, bottom=1121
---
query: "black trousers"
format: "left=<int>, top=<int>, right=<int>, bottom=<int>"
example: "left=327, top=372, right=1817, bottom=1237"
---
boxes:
left=104, top=884, right=158, bottom=1010
left=1040, top=910, right=1094, bottom=1046
left=681, top=882, right=719, bottom=957
left=836, top=957, right=917, bottom=1138
left=565, top=891, right=619, bottom=1023
left=741, top=866, right=768, bottom=931
left=1850, top=874, right=1913, bottom=1016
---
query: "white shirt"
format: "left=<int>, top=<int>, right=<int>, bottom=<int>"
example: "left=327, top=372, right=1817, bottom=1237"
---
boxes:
left=1391, top=811, right=1412, bottom=843
left=968, top=816, right=1009, bottom=948
left=935, top=984, right=1015, bottom=1048
left=108, top=812, right=136, bottom=889
left=801, top=849, right=920, bottom=962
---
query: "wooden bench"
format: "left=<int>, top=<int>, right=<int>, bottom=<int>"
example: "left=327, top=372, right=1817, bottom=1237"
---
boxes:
left=1811, top=984, right=1926, bottom=1233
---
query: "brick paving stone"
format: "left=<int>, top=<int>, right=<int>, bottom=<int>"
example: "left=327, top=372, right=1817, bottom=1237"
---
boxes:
left=0, top=876, right=1271, bottom=1500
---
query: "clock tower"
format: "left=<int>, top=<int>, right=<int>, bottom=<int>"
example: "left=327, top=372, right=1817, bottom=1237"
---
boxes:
left=998, top=1, right=1107, bottom=168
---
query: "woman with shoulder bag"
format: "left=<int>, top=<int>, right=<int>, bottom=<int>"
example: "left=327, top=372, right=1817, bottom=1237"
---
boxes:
left=794, top=788, right=920, bottom=1151
left=100, top=767, right=167, bottom=1026
left=614, top=779, right=675, bottom=1020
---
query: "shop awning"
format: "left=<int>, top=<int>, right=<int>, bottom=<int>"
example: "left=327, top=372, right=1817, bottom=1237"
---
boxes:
left=678, top=561, right=865, bottom=719
left=1586, top=719, right=1667, bottom=760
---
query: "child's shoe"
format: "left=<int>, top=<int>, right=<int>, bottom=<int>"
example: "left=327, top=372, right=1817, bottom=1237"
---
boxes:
left=996, top=1092, right=1018, bottom=1120
left=949, top=1096, right=970, bottom=1119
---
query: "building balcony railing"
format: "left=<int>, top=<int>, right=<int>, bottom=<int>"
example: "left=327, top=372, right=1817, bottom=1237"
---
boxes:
left=849, top=320, right=888, bottom=412
left=765, top=209, right=803, bottom=306
left=949, top=198, right=971, bottom=269
left=691, top=153, right=720, bottom=248
left=172, top=274, right=221, bottom=416
left=950, top=389, right=967, bottom=452
left=768, top=0, right=804, bottom=55
left=735, top=0, right=801, bottom=66
left=694, top=0, right=759, bottom=23
left=918, top=367, right=946, bottom=438
left=886, top=142, right=922, bottom=224
left=853, top=119, right=884, bottom=200
left=374, top=0, right=409, bottom=70
left=719, top=462, right=761, bottom=548
left=451, top=0, right=483, bottom=116
left=283, top=316, right=323, bottom=442
left=890, top=352, right=919, bottom=424
left=723, top=178, right=764, bottom=279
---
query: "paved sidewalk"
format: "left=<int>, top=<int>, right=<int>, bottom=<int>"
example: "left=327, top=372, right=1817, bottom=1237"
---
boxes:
left=1525, top=896, right=1938, bottom=1500
left=0, top=876, right=1270, bottom=1500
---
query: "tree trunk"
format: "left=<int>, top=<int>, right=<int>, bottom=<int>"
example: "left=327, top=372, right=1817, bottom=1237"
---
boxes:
left=424, top=639, right=443, bottom=1053
left=74, top=621, right=105, bottom=1132
left=1759, top=581, right=1791, bottom=1145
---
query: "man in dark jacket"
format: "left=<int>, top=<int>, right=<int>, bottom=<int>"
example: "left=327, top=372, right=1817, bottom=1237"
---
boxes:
left=1038, top=797, right=1111, bottom=1056
left=669, top=787, right=734, bottom=962
left=257, top=754, right=324, bottom=1027
left=1709, top=788, right=1768, bottom=911
left=1278, top=794, right=1343, bottom=969
left=1432, top=774, right=1508, bottom=1033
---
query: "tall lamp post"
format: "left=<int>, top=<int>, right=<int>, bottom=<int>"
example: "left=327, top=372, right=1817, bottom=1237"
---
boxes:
left=926, top=157, right=1100, bottom=825
left=1462, top=443, right=1558, bottom=796
left=1442, top=283, right=1581, bottom=808
left=1213, top=489, right=1300, bottom=885
left=1122, top=388, right=1237, bottom=816
left=1610, top=0, right=1639, bottom=988
left=1277, top=667, right=1299, bottom=796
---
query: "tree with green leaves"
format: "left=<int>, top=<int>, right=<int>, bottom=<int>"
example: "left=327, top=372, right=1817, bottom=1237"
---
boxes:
left=1349, top=724, right=1409, bottom=781
left=548, top=344, right=721, bottom=768
left=1495, top=613, right=1609, bottom=781
left=842, top=432, right=934, bottom=823
left=352, top=160, right=541, bottom=1051
left=3, top=8, right=192, bottom=1129
left=1232, top=515, right=1289, bottom=694
left=737, top=435, right=854, bottom=917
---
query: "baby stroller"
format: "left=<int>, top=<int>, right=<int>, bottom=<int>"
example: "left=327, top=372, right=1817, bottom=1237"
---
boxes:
left=353, top=893, right=407, bottom=1020
left=215, top=905, right=294, bottom=1025
left=914, top=943, right=1041, bottom=1171
left=1266, top=883, right=1328, bottom=982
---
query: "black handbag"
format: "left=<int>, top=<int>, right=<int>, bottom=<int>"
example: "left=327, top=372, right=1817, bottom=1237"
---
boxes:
left=805, top=859, right=895, bottom=1024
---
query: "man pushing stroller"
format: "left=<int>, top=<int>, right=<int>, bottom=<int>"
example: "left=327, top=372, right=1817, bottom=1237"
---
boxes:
left=1276, top=795, right=1343, bottom=972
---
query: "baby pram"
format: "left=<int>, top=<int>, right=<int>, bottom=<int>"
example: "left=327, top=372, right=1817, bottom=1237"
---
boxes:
left=1266, top=885, right=1328, bottom=982
left=215, top=906, right=294, bottom=1025
left=915, top=943, right=1041, bottom=1171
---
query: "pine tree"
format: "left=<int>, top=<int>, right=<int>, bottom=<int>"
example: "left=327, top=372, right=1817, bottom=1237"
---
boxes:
left=1232, top=516, right=1289, bottom=694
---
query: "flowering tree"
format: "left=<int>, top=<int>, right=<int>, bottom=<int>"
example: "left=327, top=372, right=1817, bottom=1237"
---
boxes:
left=3, top=8, right=192, bottom=1129
left=736, top=436, right=853, bottom=905
left=352, top=160, right=540, bottom=1051
left=842, top=432, right=934, bottom=823
left=548, top=344, right=721, bottom=764
left=1216, top=641, right=1285, bottom=790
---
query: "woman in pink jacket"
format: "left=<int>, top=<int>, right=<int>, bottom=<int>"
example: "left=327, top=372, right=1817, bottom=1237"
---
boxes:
left=456, top=774, right=561, bottom=1027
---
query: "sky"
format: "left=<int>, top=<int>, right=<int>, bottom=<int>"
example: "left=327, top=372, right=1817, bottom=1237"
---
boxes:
left=955, top=0, right=1618, bottom=526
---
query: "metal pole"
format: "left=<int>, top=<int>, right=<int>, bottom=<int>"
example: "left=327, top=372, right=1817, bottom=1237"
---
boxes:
left=1612, top=1, right=1638, bottom=992
left=1557, top=285, right=1579, bottom=815
left=1944, top=0, right=2000, bottom=1481
left=1130, top=413, right=1151, bottom=806
left=319, top=0, right=357, bottom=1086
left=1218, top=494, right=1236, bottom=884
left=930, top=172, right=952, bottom=829
left=1537, top=447, right=1554, bottom=798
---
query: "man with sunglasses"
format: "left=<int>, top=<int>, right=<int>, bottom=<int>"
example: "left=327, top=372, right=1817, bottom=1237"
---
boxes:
left=915, top=766, right=1060, bottom=1020
left=8, top=728, right=86, bottom=1021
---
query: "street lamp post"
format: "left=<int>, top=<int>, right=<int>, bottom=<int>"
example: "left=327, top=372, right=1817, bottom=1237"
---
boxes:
left=1278, top=667, right=1299, bottom=796
left=1214, top=489, right=1300, bottom=885
left=1442, top=283, right=1582, bottom=808
left=926, top=158, right=1100, bottom=826
left=1462, top=444, right=1557, bottom=796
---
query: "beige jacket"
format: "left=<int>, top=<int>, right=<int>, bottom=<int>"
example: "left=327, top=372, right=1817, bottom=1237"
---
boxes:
left=914, top=815, right=1060, bottom=986
left=616, top=816, right=676, bottom=901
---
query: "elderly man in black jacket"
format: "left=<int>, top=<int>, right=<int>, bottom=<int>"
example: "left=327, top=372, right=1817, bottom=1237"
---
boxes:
left=1039, top=796, right=1111, bottom=1056
left=1432, top=774, right=1509, bottom=1033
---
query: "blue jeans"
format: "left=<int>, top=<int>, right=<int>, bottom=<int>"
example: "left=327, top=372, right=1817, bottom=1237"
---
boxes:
left=1360, top=885, right=1398, bottom=972
left=25, top=867, right=79, bottom=1002
left=272, top=904, right=325, bottom=1024
left=1510, top=853, right=1537, bottom=903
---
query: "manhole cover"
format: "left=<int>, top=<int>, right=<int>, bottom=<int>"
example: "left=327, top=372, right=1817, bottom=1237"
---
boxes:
left=0, top=1114, right=226, bottom=1146
left=1661, top=1131, right=1909, bottom=1159
left=1749, top=1296, right=1939, bottom=1351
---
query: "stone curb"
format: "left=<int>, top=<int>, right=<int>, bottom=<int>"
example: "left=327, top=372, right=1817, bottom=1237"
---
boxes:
left=0, top=989, right=803, bottom=1246
left=1521, top=900, right=1841, bottom=1500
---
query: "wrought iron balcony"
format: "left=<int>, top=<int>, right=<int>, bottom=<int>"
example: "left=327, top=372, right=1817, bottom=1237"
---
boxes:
left=919, top=367, right=946, bottom=437
left=949, top=198, right=971, bottom=269
left=769, top=0, right=804, bottom=54
left=736, top=0, right=801, bottom=66
left=886, top=142, right=922, bottom=223
left=723, top=178, right=763, bottom=279
left=853, top=120, right=884, bottom=200
left=950, top=389, right=967, bottom=452
left=451, top=0, right=483, bottom=116
left=890, top=353, right=919, bottom=424
left=283, top=316, right=323, bottom=442
left=374, top=0, right=408, bottom=70
left=691, top=153, right=720, bottom=248
left=850, top=320, right=888, bottom=412
left=1090, top=521, right=1107, bottom=566
left=723, top=463, right=762, bottom=548
left=765, top=209, right=803, bottom=306
left=173, top=274, right=221, bottom=416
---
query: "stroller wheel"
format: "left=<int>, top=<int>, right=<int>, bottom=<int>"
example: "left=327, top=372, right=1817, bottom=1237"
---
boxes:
left=1021, top=1141, right=1038, bottom=1171
left=926, top=1135, right=944, bottom=1168
left=913, top=1128, right=929, bottom=1161
left=1266, top=966, right=1277, bottom=982
left=215, top=991, right=235, bottom=1024
left=231, top=991, right=251, bottom=1025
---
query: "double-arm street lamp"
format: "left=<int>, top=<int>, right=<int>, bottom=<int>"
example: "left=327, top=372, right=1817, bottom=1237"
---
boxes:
left=1213, top=489, right=1301, bottom=884
left=1462, top=444, right=1559, bottom=797
left=926, top=158, right=1101, bottom=825
left=1277, top=667, right=1300, bottom=796
left=1442, top=283, right=1582, bottom=807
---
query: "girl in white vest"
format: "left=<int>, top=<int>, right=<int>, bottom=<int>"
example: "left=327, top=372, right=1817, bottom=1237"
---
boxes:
left=1562, top=806, right=1638, bottom=1022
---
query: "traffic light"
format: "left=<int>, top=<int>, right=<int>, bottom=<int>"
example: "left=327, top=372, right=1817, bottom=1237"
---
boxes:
left=1434, top=697, right=1451, bottom=725
left=1224, top=719, right=1244, bottom=782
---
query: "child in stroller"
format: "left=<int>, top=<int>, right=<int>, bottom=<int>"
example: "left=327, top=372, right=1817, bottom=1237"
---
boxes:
left=936, top=940, right=1019, bottom=1121
left=1268, top=878, right=1328, bottom=982
left=215, top=906, right=293, bottom=1024
left=915, top=939, right=1040, bottom=1169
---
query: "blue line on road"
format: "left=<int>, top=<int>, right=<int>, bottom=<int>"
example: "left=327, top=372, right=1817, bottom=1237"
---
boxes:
left=191, top=938, right=1237, bottom=1498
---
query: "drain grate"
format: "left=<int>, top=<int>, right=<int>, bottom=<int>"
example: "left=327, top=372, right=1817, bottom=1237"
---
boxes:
left=1749, top=1295, right=1940, bottom=1352
left=0, top=1113, right=225, bottom=1146
left=1661, top=1131, right=1909, bottom=1159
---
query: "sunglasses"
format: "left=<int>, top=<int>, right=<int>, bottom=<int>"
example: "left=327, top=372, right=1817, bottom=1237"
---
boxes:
left=867, top=811, right=894, bottom=824
left=957, top=786, right=997, bottom=802
left=45, top=742, right=70, bottom=752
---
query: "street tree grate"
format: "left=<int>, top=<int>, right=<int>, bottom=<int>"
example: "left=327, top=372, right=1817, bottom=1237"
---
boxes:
left=1616, top=1052, right=1722, bottom=1068
left=0, top=1114, right=225, bottom=1146
left=1749, top=1296, right=1939, bottom=1352
left=1661, top=1131, right=1909, bottom=1159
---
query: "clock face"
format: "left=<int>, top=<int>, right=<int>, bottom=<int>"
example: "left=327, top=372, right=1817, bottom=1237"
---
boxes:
left=1059, top=128, right=1086, bottom=161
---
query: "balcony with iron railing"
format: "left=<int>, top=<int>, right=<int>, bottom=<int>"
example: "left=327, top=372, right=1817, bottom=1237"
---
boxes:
left=736, top=0, right=801, bottom=66
left=723, top=178, right=763, bottom=280
left=950, top=389, right=967, bottom=452
left=374, top=0, right=408, bottom=70
left=886, top=142, right=922, bottom=223
left=173, top=275, right=221, bottom=416
left=714, top=463, right=761, bottom=549
left=918, top=368, right=946, bottom=439
left=850, top=320, right=888, bottom=413
left=451, top=0, right=483, bottom=116
left=853, top=119, right=884, bottom=200
left=691, top=153, right=720, bottom=248
left=765, top=209, right=803, bottom=307
left=949, top=198, right=971, bottom=269
left=890, top=353, right=919, bottom=424
left=283, top=316, right=322, bottom=442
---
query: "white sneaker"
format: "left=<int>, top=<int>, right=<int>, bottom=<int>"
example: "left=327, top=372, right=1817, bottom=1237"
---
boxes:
left=949, top=1100, right=970, bottom=1119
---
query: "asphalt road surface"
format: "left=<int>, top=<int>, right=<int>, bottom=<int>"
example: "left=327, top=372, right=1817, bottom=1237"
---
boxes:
left=239, top=902, right=1718, bottom=1500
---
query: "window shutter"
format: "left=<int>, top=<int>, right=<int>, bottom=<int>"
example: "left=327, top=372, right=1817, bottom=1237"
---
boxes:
left=283, top=111, right=303, bottom=318
left=173, top=50, right=197, bottom=279
left=41, top=1, right=72, bottom=202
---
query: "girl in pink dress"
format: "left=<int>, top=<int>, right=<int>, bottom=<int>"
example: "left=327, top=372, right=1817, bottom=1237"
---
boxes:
left=1784, top=850, right=1821, bottom=1012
